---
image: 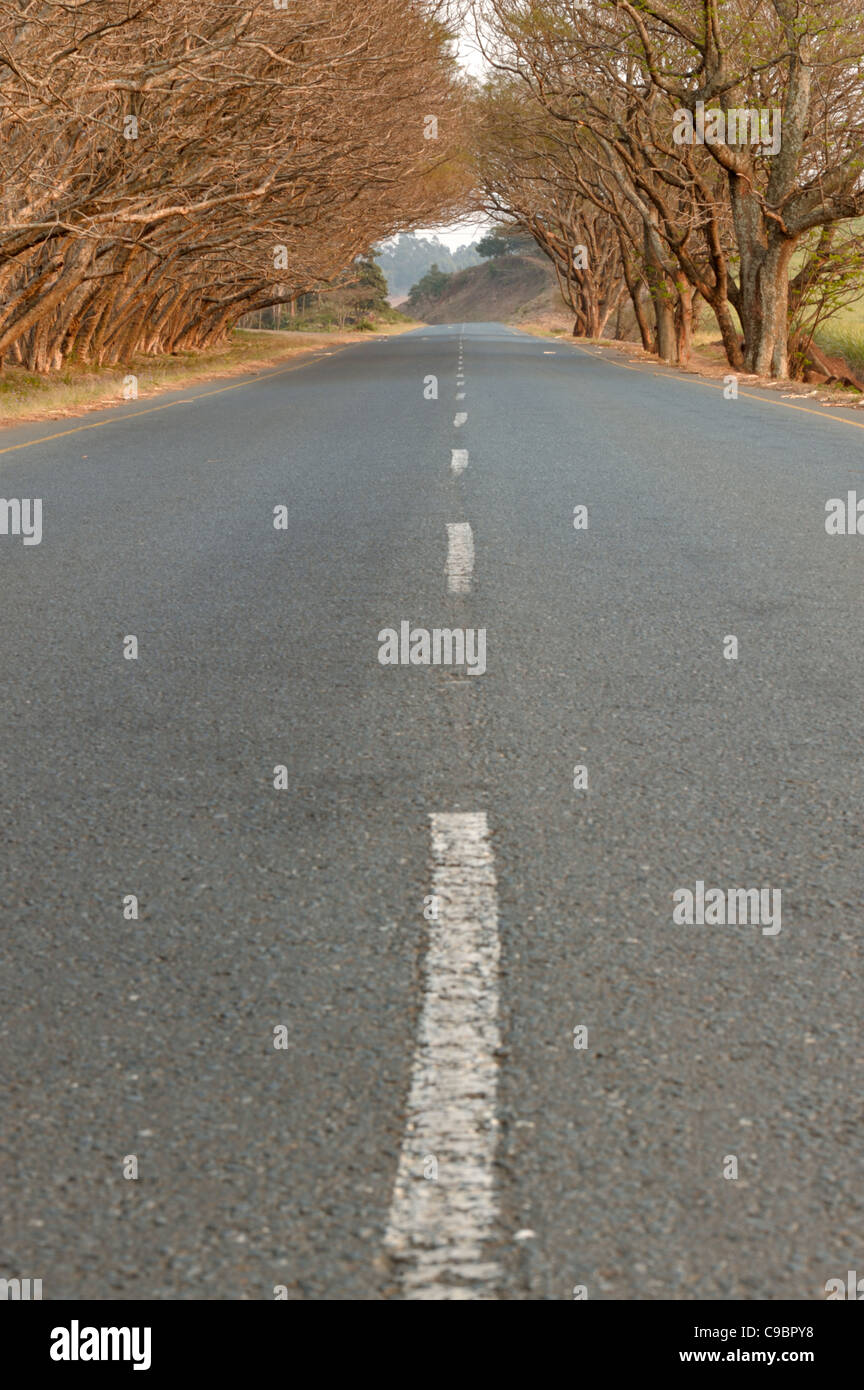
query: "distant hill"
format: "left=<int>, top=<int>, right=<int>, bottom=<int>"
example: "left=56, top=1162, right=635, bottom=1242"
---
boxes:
left=406, top=252, right=573, bottom=328
left=375, top=233, right=483, bottom=300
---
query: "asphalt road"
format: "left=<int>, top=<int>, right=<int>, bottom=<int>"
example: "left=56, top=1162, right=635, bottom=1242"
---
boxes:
left=0, top=323, right=861, bottom=1301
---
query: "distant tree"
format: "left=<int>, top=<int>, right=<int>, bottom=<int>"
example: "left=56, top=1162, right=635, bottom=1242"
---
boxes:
left=476, top=233, right=512, bottom=258
left=407, top=262, right=453, bottom=304
left=476, top=228, right=535, bottom=258
left=352, top=257, right=391, bottom=313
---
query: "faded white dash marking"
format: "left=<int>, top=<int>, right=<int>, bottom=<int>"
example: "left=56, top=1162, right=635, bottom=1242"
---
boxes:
left=445, top=522, right=474, bottom=594
left=454, top=412, right=467, bottom=427
left=383, top=812, right=502, bottom=1300
left=450, top=449, right=468, bottom=476
left=456, top=392, right=466, bottom=401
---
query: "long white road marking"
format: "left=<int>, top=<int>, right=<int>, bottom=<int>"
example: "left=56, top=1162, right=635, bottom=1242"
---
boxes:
left=450, top=449, right=468, bottom=476
left=445, top=522, right=474, bottom=594
left=454, top=412, right=467, bottom=427
left=383, top=812, right=502, bottom=1300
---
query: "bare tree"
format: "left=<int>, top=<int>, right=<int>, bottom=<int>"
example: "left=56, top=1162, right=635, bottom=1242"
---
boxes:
left=0, top=0, right=472, bottom=370
left=471, top=0, right=864, bottom=378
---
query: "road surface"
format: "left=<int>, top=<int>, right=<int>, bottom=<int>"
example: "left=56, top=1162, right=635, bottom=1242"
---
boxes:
left=1, top=324, right=861, bottom=1300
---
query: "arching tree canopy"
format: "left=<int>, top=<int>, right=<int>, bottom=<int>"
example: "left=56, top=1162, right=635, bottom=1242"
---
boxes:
left=0, top=0, right=472, bottom=370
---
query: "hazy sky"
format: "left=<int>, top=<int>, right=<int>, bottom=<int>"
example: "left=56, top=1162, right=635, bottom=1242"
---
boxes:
left=412, top=215, right=492, bottom=250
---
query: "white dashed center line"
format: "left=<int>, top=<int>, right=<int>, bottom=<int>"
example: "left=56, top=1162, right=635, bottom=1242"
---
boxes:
left=454, top=412, right=467, bottom=427
left=445, top=522, right=474, bottom=593
left=450, top=449, right=468, bottom=476
left=383, top=812, right=502, bottom=1300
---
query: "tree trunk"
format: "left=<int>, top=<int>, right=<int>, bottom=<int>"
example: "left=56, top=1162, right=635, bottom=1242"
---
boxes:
left=712, top=296, right=745, bottom=371
left=675, top=281, right=694, bottom=366
left=738, top=238, right=795, bottom=376
left=643, top=229, right=677, bottom=363
left=730, top=178, right=798, bottom=377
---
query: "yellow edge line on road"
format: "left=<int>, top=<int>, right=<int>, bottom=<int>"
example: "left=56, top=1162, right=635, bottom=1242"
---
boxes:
left=567, top=340, right=864, bottom=433
left=0, top=347, right=350, bottom=457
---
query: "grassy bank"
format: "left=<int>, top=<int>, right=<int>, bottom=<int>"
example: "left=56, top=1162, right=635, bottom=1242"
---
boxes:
left=811, top=295, right=864, bottom=375
left=0, top=321, right=417, bottom=427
